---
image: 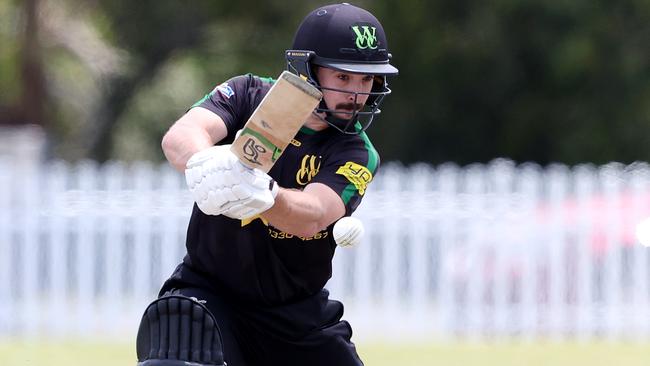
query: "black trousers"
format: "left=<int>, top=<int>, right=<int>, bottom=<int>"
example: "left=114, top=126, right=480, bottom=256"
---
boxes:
left=159, top=268, right=364, bottom=366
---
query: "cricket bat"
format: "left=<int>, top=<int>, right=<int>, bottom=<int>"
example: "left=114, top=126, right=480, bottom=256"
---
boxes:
left=230, top=71, right=322, bottom=173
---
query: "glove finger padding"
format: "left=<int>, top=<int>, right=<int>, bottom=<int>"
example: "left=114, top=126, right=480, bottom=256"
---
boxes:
left=221, top=170, right=279, bottom=220
left=185, top=145, right=237, bottom=189
left=186, top=145, right=237, bottom=170
left=185, top=145, right=244, bottom=215
left=185, top=145, right=279, bottom=218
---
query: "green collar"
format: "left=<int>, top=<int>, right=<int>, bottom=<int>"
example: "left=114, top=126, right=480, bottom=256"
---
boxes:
left=299, top=126, right=318, bottom=135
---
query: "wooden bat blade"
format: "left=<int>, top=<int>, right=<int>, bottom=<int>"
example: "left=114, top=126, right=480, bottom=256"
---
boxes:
left=231, top=71, right=322, bottom=172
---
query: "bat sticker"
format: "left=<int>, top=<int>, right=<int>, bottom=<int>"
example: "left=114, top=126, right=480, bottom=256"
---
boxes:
left=242, top=138, right=266, bottom=166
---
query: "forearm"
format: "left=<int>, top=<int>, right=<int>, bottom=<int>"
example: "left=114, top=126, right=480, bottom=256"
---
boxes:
left=261, top=183, right=346, bottom=237
left=162, top=123, right=214, bottom=172
left=162, top=108, right=229, bottom=172
left=261, top=188, right=328, bottom=238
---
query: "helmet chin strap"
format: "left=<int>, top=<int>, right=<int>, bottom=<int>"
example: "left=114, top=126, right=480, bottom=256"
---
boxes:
left=310, top=87, right=384, bottom=134
left=325, top=113, right=357, bottom=131
left=312, top=110, right=357, bottom=134
left=313, top=99, right=359, bottom=134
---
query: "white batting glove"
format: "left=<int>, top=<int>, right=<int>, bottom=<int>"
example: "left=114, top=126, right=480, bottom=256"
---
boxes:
left=185, top=145, right=278, bottom=218
left=185, top=145, right=245, bottom=215
left=221, top=168, right=280, bottom=220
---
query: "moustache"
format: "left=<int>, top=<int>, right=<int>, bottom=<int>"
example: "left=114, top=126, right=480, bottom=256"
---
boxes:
left=334, top=102, right=364, bottom=111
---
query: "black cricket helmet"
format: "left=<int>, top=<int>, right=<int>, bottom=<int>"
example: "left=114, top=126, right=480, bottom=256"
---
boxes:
left=286, top=3, right=398, bottom=134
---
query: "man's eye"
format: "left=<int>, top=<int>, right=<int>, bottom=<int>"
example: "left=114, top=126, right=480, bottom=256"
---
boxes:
left=338, top=74, right=349, bottom=81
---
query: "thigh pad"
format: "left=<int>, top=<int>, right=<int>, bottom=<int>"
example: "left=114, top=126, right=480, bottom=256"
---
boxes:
left=136, top=295, right=226, bottom=366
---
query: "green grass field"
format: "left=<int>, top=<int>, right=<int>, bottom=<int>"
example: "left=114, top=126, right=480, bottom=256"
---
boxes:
left=1, top=340, right=648, bottom=366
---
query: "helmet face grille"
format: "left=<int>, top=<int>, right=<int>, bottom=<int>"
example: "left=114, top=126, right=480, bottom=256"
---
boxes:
left=285, top=4, right=397, bottom=134
left=285, top=3, right=398, bottom=134
left=313, top=84, right=391, bottom=135
left=285, top=50, right=393, bottom=135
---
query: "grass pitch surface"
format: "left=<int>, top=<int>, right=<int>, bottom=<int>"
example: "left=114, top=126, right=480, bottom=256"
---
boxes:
left=0, top=340, right=648, bottom=365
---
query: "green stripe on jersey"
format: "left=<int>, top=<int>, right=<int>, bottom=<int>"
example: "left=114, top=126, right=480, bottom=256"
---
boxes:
left=191, top=92, right=213, bottom=108
left=299, top=126, right=317, bottom=135
left=340, top=122, right=379, bottom=205
left=192, top=74, right=276, bottom=108
left=254, top=74, right=276, bottom=84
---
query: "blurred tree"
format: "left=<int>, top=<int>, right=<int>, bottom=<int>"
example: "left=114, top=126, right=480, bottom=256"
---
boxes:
left=4, top=0, right=650, bottom=165
left=90, top=0, right=333, bottom=162
left=109, top=0, right=358, bottom=162
left=84, top=0, right=215, bottom=161
left=373, top=0, right=650, bottom=165
left=0, top=0, right=47, bottom=126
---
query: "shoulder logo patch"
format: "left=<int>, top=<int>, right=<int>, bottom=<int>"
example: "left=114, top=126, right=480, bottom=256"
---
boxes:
left=213, top=82, right=234, bottom=98
left=336, top=161, right=373, bottom=195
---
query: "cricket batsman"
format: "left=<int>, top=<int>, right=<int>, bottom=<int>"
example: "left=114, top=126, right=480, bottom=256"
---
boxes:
left=135, top=3, right=398, bottom=365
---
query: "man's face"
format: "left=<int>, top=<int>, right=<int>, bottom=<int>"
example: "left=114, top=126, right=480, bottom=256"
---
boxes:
left=315, top=67, right=374, bottom=120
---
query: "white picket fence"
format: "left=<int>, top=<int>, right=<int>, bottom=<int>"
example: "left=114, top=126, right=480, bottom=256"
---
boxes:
left=1, top=158, right=649, bottom=342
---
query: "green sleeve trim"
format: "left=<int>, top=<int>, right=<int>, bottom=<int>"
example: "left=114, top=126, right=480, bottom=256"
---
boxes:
left=340, top=184, right=358, bottom=205
left=340, top=123, right=379, bottom=205
left=250, top=73, right=276, bottom=84
left=191, top=91, right=213, bottom=108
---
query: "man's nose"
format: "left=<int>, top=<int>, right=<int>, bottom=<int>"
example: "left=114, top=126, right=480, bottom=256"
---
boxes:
left=347, top=89, right=360, bottom=101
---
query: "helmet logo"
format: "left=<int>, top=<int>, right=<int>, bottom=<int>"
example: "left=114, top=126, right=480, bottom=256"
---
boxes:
left=351, top=25, right=378, bottom=50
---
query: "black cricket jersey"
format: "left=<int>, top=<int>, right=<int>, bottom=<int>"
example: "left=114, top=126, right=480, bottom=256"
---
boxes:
left=176, top=74, right=380, bottom=306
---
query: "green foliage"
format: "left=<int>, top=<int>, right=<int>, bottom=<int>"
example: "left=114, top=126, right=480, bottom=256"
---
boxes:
left=0, top=0, right=20, bottom=105
left=0, top=0, right=23, bottom=115
left=373, top=0, right=650, bottom=164
left=3, top=0, right=650, bottom=164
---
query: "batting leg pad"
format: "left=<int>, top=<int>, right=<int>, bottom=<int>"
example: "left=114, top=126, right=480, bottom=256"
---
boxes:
left=136, top=295, right=226, bottom=366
